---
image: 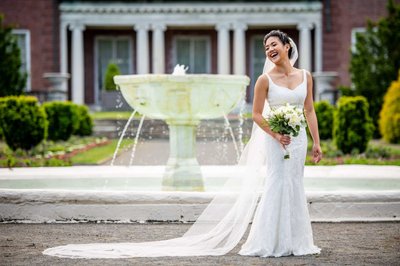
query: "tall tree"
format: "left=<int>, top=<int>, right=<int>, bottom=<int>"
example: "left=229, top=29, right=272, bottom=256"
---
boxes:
left=349, top=0, right=400, bottom=136
left=0, top=14, right=27, bottom=97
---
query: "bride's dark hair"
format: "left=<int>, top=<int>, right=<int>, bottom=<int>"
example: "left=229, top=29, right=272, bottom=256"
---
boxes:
left=263, top=30, right=293, bottom=58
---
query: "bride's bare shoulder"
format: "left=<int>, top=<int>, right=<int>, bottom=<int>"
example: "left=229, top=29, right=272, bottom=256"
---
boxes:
left=256, top=73, right=269, bottom=84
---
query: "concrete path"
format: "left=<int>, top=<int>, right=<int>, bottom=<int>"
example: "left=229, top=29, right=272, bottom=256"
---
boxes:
left=1, top=222, right=399, bottom=265
left=106, top=139, right=239, bottom=165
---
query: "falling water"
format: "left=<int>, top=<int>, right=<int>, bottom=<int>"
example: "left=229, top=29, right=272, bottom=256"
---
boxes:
left=237, top=99, right=246, bottom=154
left=110, top=110, right=137, bottom=166
left=223, top=114, right=241, bottom=163
left=128, top=115, right=146, bottom=166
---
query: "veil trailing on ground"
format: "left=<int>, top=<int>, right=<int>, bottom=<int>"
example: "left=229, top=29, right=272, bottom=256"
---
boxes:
left=43, top=37, right=299, bottom=259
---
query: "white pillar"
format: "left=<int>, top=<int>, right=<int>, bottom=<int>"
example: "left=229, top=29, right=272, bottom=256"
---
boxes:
left=216, top=23, right=230, bottom=74
left=315, top=21, right=323, bottom=72
left=233, top=22, right=247, bottom=75
left=69, top=22, right=85, bottom=104
left=297, top=22, right=313, bottom=71
left=151, top=23, right=166, bottom=74
left=134, top=23, right=150, bottom=74
left=59, top=21, right=69, bottom=92
left=60, top=21, right=68, bottom=74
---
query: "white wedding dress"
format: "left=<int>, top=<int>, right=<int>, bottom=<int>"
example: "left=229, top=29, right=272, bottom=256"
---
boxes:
left=238, top=69, right=321, bottom=257
left=43, top=69, right=321, bottom=259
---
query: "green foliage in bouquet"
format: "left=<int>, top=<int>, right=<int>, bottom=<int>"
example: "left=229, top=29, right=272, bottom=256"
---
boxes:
left=333, top=96, right=374, bottom=154
left=104, top=63, right=121, bottom=91
left=379, top=71, right=400, bottom=143
left=267, top=104, right=306, bottom=137
left=43, top=101, right=79, bottom=141
left=314, top=101, right=334, bottom=140
left=0, top=96, right=47, bottom=151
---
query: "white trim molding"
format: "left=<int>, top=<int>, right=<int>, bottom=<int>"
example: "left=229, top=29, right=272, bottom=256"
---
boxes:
left=12, top=29, right=31, bottom=92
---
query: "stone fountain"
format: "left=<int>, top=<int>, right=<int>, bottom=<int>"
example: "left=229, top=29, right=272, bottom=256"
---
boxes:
left=114, top=66, right=250, bottom=191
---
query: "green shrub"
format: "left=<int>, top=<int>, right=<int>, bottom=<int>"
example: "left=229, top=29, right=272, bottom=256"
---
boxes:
left=338, top=85, right=356, bottom=97
left=0, top=15, right=27, bottom=97
left=72, top=104, right=93, bottom=136
left=43, top=101, right=79, bottom=141
left=333, top=96, right=374, bottom=154
left=104, top=63, right=121, bottom=91
left=0, top=96, right=47, bottom=151
left=314, top=101, right=334, bottom=140
left=379, top=72, right=400, bottom=143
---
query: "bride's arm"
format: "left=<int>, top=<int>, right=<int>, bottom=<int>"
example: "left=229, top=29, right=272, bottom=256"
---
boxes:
left=304, top=71, right=322, bottom=163
left=252, top=75, right=291, bottom=146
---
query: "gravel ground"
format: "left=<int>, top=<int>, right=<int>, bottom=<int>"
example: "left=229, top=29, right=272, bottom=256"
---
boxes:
left=0, top=222, right=399, bottom=266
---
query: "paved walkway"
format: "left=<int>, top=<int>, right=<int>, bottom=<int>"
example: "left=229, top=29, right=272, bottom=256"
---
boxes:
left=1, top=222, right=399, bottom=265
left=106, top=139, right=239, bottom=165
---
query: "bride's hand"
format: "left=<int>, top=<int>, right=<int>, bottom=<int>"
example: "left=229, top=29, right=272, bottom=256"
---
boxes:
left=273, top=133, right=291, bottom=146
left=312, top=144, right=322, bottom=163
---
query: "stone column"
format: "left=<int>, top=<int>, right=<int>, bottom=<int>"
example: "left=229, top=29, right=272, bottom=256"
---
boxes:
left=233, top=22, right=247, bottom=75
left=134, top=23, right=150, bottom=74
left=297, top=22, right=313, bottom=71
left=151, top=23, right=166, bottom=74
left=60, top=21, right=68, bottom=74
left=69, top=22, right=85, bottom=104
left=315, top=21, right=323, bottom=72
left=216, top=23, right=231, bottom=74
left=59, top=21, right=69, bottom=92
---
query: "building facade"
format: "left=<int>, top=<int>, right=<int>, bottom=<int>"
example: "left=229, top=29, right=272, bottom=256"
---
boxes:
left=0, top=0, right=396, bottom=108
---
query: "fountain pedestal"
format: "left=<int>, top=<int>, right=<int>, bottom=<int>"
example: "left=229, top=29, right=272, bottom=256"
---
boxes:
left=163, top=122, right=203, bottom=191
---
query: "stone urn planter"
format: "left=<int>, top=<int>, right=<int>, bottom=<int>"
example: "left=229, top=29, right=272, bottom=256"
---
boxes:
left=43, top=72, right=70, bottom=101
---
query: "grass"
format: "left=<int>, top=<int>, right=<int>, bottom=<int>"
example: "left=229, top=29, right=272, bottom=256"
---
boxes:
left=1, top=133, right=399, bottom=166
left=305, top=138, right=400, bottom=166
left=91, top=111, right=141, bottom=120
left=71, top=139, right=133, bottom=165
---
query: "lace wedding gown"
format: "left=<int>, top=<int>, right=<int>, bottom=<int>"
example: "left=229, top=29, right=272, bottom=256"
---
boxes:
left=238, top=69, right=321, bottom=257
left=43, top=69, right=320, bottom=259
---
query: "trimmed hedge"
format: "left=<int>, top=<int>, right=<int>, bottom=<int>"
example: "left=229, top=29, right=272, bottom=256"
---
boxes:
left=333, top=96, right=374, bottom=154
left=0, top=96, right=47, bottom=151
left=104, top=63, right=121, bottom=91
left=314, top=101, right=334, bottom=140
left=43, top=101, right=79, bottom=141
left=379, top=72, right=400, bottom=143
left=73, top=104, right=93, bottom=136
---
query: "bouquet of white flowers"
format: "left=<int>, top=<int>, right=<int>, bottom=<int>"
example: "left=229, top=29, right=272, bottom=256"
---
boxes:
left=265, top=103, right=307, bottom=159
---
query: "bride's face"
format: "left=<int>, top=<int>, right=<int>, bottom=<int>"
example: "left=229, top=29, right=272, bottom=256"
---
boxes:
left=264, top=36, right=290, bottom=64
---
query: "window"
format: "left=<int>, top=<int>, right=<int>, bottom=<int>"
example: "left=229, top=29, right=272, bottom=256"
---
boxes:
left=12, top=29, right=31, bottom=91
left=173, top=36, right=211, bottom=73
left=95, top=36, right=133, bottom=102
left=351, top=27, right=366, bottom=52
left=249, top=35, right=265, bottom=102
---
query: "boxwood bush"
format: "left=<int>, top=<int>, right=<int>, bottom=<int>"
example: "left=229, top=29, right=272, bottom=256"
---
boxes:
left=314, top=101, right=334, bottom=140
left=43, top=101, right=79, bottom=141
left=333, top=96, right=374, bottom=154
left=379, top=73, right=400, bottom=143
left=0, top=96, right=47, bottom=151
left=73, top=104, right=93, bottom=136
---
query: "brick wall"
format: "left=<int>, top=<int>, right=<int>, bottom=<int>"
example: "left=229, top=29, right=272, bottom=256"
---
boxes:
left=322, top=0, right=399, bottom=86
left=0, top=0, right=59, bottom=92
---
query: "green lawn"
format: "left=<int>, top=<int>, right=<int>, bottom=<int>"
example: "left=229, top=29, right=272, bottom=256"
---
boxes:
left=91, top=111, right=141, bottom=120
left=71, top=139, right=134, bottom=165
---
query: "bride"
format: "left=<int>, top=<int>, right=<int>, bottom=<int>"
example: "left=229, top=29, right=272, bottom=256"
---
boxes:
left=43, top=30, right=322, bottom=259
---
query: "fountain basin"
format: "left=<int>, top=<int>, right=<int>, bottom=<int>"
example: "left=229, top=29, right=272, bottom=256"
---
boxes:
left=0, top=165, right=399, bottom=223
left=114, top=74, right=249, bottom=121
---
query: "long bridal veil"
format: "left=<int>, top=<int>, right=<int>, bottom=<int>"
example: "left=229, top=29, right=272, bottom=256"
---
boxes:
left=43, top=37, right=299, bottom=259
